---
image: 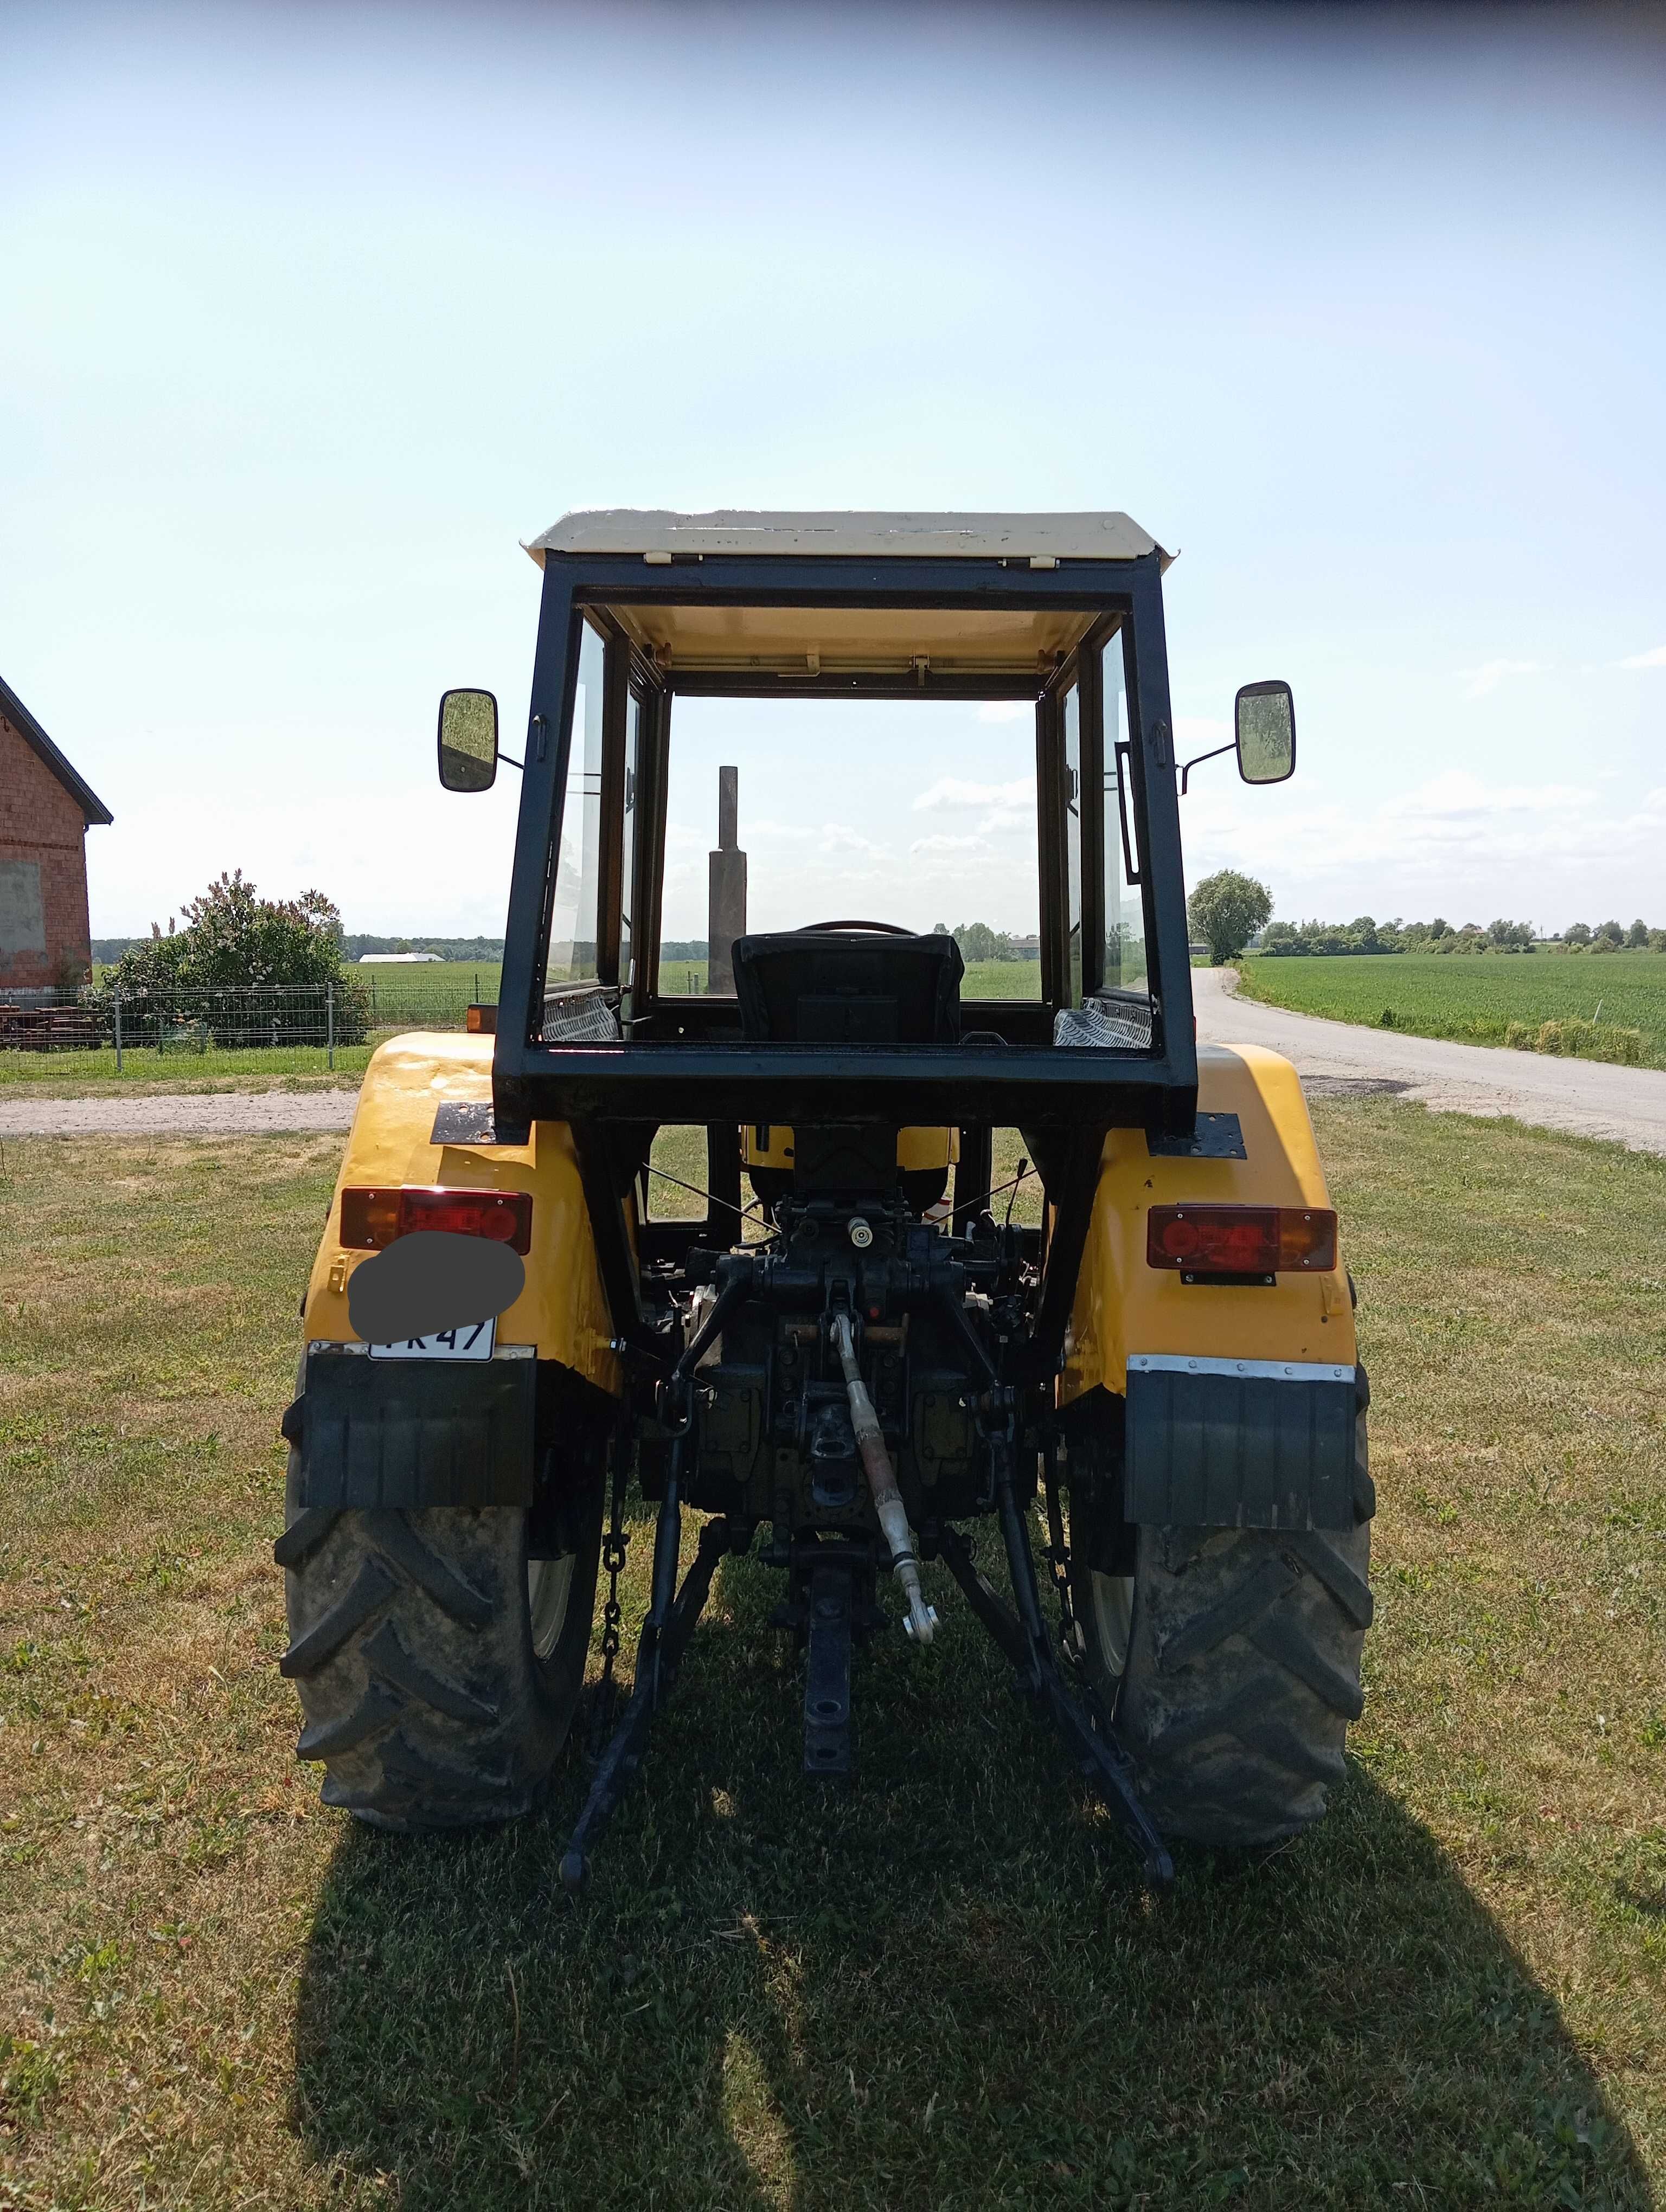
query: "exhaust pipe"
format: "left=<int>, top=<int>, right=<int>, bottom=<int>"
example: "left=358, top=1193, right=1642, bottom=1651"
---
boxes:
left=829, top=1312, right=937, bottom=1645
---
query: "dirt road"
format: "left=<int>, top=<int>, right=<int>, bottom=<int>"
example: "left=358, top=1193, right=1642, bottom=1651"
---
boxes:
left=0, top=1089, right=357, bottom=1139
left=1196, top=966, right=1666, bottom=1156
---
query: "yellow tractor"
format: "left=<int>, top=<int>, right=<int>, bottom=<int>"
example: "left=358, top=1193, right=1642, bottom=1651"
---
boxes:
left=276, top=511, right=1370, bottom=1887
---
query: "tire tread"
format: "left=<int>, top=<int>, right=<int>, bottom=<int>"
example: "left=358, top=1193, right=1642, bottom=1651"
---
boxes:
left=278, top=1431, right=603, bottom=1831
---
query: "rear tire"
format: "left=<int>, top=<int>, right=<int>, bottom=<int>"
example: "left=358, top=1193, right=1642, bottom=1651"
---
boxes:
left=1073, top=1382, right=1374, bottom=1846
left=276, top=1439, right=603, bottom=1830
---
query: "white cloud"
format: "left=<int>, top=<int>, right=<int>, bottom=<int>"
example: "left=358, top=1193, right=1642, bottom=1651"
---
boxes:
left=912, top=775, right=1034, bottom=813
left=1618, top=644, right=1666, bottom=670
left=745, top=819, right=890, bottom=858
left=1383, top=770, right=1594, bottom=822
left=909, top=833, right=988, bottom=856
left=1456, top=658, right=1545, bottom=699
left=975, top=700, right=1033, bottom=724
left=910, top=775, right=1037, bottom=843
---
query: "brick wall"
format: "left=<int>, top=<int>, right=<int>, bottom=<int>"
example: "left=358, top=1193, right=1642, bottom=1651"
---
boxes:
left=0, top=715, right=94, bottom=989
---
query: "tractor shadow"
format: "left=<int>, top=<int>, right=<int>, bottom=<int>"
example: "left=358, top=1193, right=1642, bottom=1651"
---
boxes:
left=291, top=1549, right=1649, bottom=2211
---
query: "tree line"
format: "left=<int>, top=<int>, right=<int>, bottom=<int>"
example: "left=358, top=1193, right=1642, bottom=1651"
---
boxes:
left=1182, top=873, right=1666, bottom=966
left=1259, top=916, right=1666, bottom=957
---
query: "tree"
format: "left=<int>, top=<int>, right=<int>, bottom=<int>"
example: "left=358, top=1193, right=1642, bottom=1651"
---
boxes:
left=952, top=921, right=1011, bottom=963
left=1187, top=871, right=1273, bottom=966
left=1486, top=918, right=1534, bottom=951
left=1564, top=922, right=1593, bottom=947
left=1594, top=919, right=1625, bottom=948
left=96, top=871, right=364, bottom=1044
left=1429, top=917, right=1450, bottom=940
left=1627, top=918, right=1649, bottom=947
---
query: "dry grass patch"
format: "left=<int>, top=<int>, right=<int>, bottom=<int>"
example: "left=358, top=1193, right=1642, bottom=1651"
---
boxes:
left=2, top=1112, right=1663, bottom=2209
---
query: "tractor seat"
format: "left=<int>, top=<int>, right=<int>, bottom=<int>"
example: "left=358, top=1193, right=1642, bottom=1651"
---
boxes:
left=732, top=928, right=964, bottom=1044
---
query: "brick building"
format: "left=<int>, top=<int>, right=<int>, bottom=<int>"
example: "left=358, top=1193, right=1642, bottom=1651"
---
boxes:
left=1, top=676, right=113, bottom=992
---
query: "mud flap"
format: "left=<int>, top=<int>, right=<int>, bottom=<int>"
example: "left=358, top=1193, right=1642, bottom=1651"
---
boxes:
left=1124, top=1354, right=1357, bottom=1531
left=297, top=1348, right=537, bottom=1509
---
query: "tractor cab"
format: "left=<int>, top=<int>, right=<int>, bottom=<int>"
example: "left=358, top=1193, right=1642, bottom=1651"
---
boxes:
left=439, top=509, right=1289, bottom=1364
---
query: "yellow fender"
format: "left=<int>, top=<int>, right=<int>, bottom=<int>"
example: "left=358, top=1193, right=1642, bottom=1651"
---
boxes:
left=300, top=1032, right=621, bottom=1396
left=1061, top=1044, right=1357, bottom=1406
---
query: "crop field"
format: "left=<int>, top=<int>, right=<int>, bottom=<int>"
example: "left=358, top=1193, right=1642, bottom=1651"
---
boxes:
left=3, top=1103, right=1664, bottom=2207
left=1238, top=951, right=1666, bottom=1066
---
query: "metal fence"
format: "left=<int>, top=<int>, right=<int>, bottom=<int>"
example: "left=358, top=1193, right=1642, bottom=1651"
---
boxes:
left=0, top=982, right=479, bottom=1065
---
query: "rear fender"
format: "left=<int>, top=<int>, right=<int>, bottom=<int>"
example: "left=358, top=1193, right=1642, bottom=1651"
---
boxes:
left=300, top=1032, right=620, bottom=1397
left=1061, top=1044, right=1357, bottom=1407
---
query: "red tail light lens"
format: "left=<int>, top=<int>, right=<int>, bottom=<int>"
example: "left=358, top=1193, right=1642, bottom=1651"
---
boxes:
left=1146, top=1203, right=1336, bottom=1276
left=339, top=1186, right=533, bottom=1254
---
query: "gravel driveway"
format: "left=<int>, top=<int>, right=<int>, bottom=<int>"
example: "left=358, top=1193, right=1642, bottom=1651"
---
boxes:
left=1196, top=967, right=1666, bottom=1156
left=0, top=1089, right=358, bottom=1139
left=4, top=980, right=1663, bottom=1156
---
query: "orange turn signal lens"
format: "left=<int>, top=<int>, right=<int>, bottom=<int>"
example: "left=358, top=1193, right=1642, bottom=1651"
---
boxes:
left=1146, top=1203, right=1336, bottom=1276
left=339, top=1186, right=532, bottom=1255
left=466, top=1004, right=497, bottom=1034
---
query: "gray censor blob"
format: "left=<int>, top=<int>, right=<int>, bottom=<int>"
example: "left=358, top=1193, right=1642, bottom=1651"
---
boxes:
left=347, top=1231, right=526, bottom=1345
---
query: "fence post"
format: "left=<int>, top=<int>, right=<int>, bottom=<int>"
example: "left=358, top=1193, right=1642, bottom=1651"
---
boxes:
left=327, top=983, right=335, bottom=1071
left=114, top=988, right=123, bottom=1073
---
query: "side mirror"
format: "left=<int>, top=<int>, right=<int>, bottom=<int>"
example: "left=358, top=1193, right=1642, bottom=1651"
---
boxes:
left=1234, top=680, right=1296, bottom=785
left=438, top=689, right=499, bottom=793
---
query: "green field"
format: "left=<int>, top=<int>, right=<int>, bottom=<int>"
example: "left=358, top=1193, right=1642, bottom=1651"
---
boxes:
left=2, top=1102, right=1664, bottom=2205
left=657, top=958, right=1045, bottom=999
left=1239, top=951, right=1666, bottom=1067
left=350, top=959, right=500, bottom=1003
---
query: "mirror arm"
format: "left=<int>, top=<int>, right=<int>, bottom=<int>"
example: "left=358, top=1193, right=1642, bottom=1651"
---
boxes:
left=1178, top=741, right=1234, bottom=796
left=498, top=752, right=524, bottom=772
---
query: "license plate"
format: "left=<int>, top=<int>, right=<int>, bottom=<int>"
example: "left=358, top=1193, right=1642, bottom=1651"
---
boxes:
left=367, top=1320, right=497, bottom=1361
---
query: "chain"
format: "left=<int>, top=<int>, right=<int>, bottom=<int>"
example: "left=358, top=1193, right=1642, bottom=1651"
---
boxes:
left=588, top=1436, right=631, bottom=1752
left=1042, top=1439, right=1082, bottom=1669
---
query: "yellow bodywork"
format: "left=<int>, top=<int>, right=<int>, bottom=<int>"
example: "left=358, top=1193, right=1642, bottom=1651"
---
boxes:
left=301, top=1033, right=620, bottom=1396
left=306, top=1035, right=1342, bottom=1409
left=1060, top=1044, right=1356, bottom=1405
left=742, top=1124, right=958, bottom=1173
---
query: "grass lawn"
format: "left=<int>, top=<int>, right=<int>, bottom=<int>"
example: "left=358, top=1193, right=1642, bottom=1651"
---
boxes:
left=0, top=1045, right=383, bottom=1090
left=1239, top=950, right=1666, bottom=1067
left=2, top=1106, right=1663, bottom=2208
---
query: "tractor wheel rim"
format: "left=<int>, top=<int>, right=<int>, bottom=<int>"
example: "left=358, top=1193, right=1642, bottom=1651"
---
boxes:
left=527, top=1554, right=576, bottom=1661
left=1091, top=1568, right=1135, bottom=1680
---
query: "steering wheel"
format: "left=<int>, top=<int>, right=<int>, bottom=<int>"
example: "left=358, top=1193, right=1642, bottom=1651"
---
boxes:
left=794, top=918, right=914, bottom=935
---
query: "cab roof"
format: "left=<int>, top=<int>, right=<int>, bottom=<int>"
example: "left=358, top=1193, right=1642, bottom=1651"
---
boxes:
left=525, top=510, right=1170, bottom=678
left=528, top=508, right=1167, bottom=565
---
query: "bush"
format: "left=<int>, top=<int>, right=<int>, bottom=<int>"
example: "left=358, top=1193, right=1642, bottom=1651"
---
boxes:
left=89, top=871, right=367, bottom=1047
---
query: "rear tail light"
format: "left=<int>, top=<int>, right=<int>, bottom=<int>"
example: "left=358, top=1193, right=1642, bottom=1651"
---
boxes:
left=1146, top=1203, right=1336, bottom=1277
left=340, top=1186, right=532, bottom=1254
left=466, top=1004, right=497, bottom=1034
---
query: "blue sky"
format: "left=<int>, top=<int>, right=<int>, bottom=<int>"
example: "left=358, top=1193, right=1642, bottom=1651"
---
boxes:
left=4, top=1, right=1663, bottom=938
